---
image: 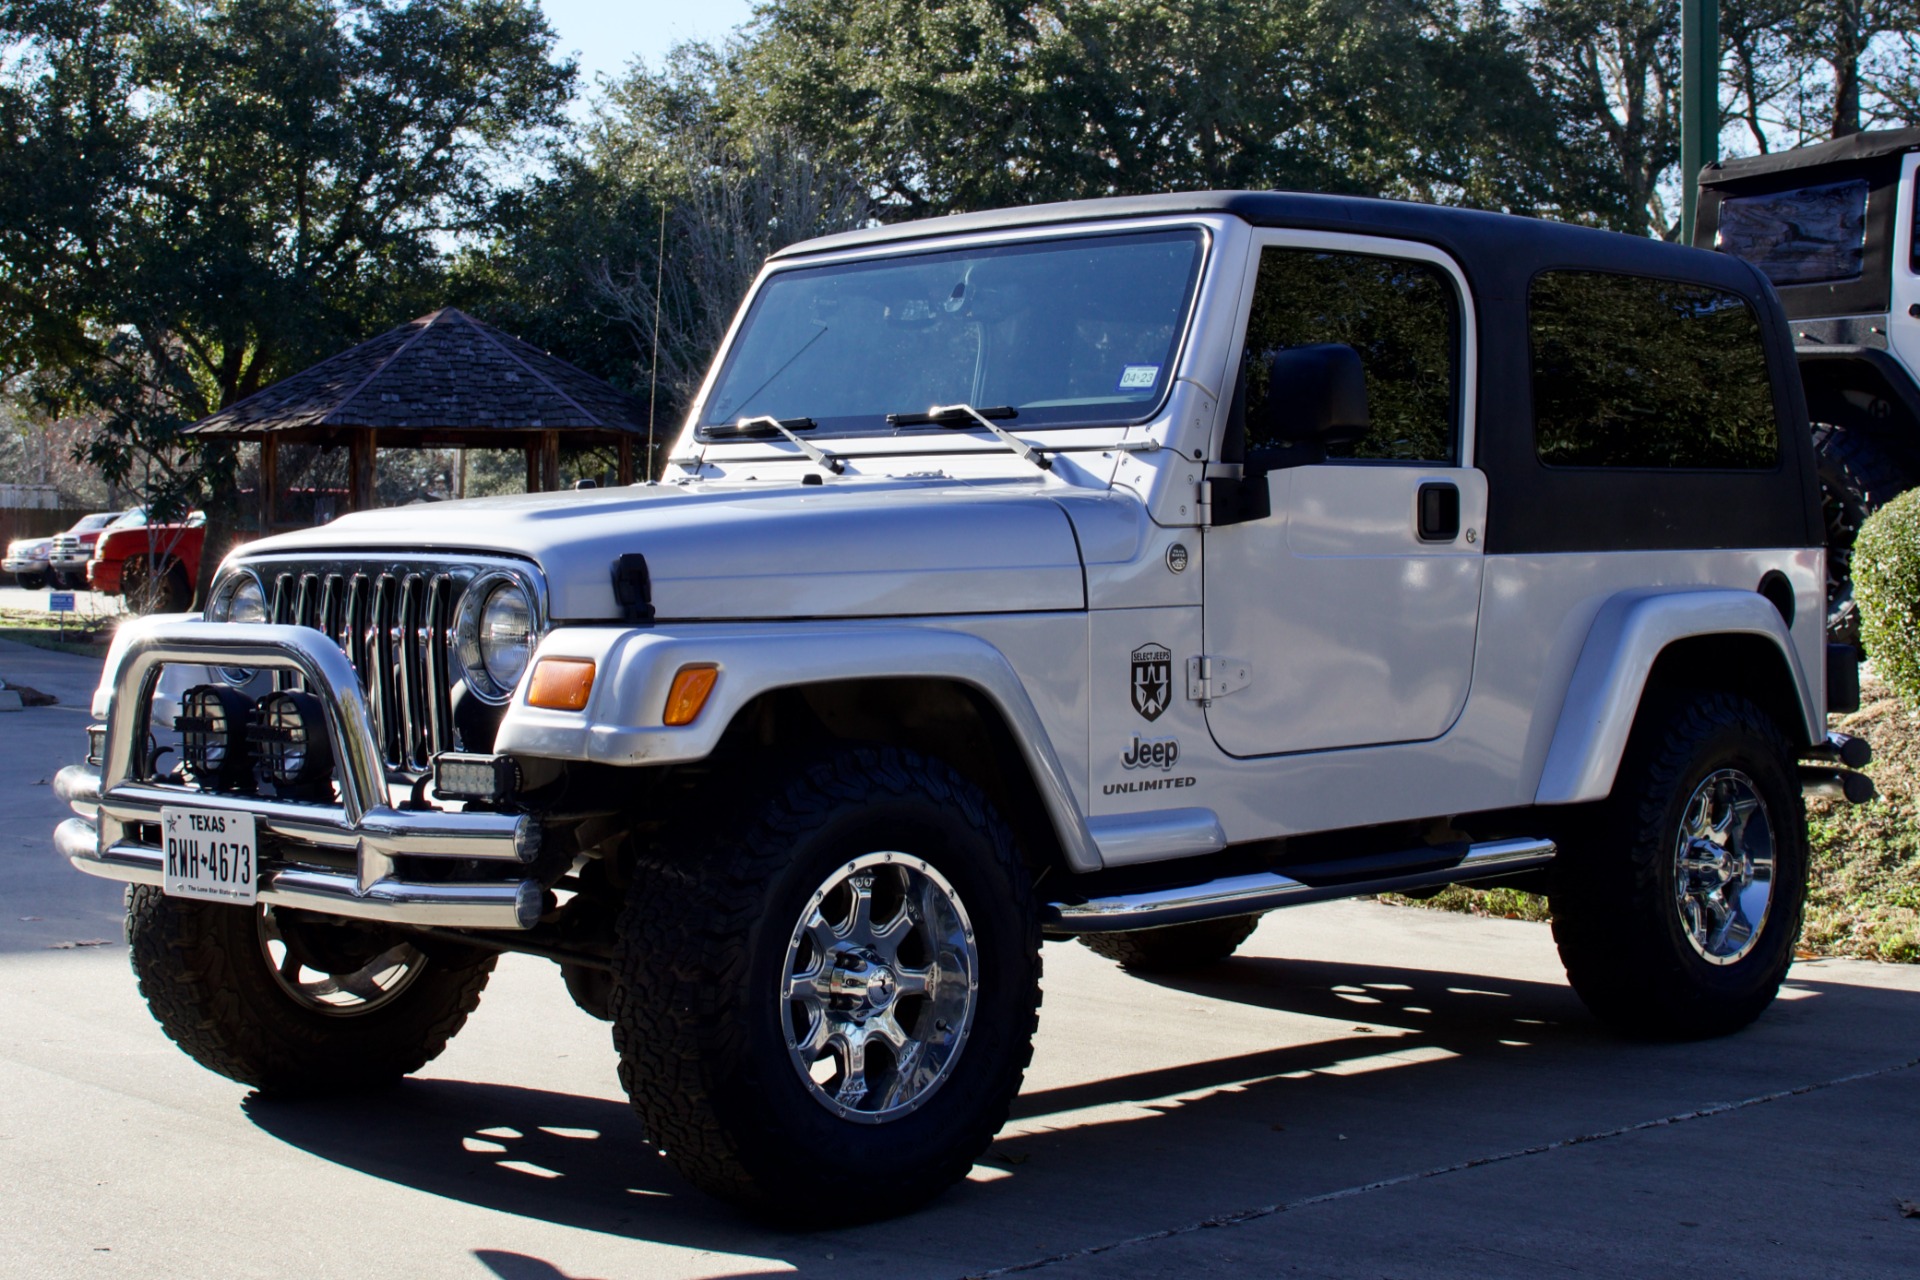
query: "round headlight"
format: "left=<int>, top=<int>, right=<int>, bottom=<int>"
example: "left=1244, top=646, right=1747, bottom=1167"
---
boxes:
left=209, top=572, right=268, bottom=623
left=208, top=572, right=269, bottom=685
left=456, top=575, right=537, bottom=703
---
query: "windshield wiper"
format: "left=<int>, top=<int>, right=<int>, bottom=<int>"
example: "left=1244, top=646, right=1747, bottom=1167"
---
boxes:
left=887, top=403, right=1050, bottom=472
left=714, top=416, right=845, bottom=474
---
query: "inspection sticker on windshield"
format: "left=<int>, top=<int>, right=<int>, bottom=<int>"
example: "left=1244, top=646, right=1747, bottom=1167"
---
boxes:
left=1118, top=364, right=1160, bottom=391
left=161, top=807, right=258, bottom=905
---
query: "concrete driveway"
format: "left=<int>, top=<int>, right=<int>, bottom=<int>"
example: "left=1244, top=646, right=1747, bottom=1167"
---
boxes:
left=3, top=642, right=1917, bottom=1279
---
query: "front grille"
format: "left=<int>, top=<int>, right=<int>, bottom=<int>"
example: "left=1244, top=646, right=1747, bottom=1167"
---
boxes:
left=268, top=569, right=458, bottom=774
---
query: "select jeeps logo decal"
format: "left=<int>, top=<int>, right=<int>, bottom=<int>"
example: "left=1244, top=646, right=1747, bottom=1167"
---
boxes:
left=1121, top=734, right=1179, bottom=770
left=1130, top=643, right=1172, bottom=722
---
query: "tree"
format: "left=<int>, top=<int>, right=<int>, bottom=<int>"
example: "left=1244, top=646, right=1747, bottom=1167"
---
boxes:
left=1523, top=0, right=1682, bottom=237
left=459, top=47, right=874, bottom=469
left=0, top=0, right=573, bottom=598
left=1790, top=0, right=1917, bottom=137
left=729, top=0, right=1603, bottom=219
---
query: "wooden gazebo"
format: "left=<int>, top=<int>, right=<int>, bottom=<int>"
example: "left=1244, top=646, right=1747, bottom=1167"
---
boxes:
left=186, top=308, right=653, bottom=531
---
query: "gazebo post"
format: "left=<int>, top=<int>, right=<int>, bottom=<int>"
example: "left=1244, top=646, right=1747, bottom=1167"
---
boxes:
left=259, top=434, right=278, bottom=532
left=349, top=429, right=378, bottom=511
left=618, top=436, right=633, bottom=486
left=524, top=440, right=540, bottom=492
left=541, top=431, right=560, bottom=491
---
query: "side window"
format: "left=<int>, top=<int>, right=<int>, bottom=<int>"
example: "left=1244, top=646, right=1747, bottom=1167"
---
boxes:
left=1529, top=272, right=1778, bottom=470
left=1716, top=180, right=1869, bottom=285
left=1240, top=248, right=1461, bottom=464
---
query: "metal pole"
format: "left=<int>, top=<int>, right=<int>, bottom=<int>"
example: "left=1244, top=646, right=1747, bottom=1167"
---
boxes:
left=1681, top=0, right=1720, bottom=245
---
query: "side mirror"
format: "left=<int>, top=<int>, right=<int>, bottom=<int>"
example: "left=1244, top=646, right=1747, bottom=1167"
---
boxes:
left=1248, top=343, right=1370, bottom=451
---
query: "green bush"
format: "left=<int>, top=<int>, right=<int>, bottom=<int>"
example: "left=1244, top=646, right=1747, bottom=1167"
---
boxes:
left=1856, top=488, right=1920, bottom=703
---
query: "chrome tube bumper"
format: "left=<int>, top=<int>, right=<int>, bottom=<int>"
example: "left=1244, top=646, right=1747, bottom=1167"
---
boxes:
left=54, top=618, right=542, bottom=931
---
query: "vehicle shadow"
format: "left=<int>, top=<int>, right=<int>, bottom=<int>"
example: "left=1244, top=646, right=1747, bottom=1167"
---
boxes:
left=241, top=952, right=1919, bottom=1277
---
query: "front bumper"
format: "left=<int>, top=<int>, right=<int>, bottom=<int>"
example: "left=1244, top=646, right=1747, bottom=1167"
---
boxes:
left=87, top=560, right=122, bottom=593
left=55, top=618, right=543, bottom=930
left=3, top=556, right=49, bottom=575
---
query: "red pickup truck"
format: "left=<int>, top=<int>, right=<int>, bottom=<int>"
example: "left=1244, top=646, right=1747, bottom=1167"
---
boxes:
left=88, top=509, right=206, bottom=612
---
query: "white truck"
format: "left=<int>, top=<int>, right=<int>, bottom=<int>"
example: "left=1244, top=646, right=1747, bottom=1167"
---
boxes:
left=54, top=192, right=1870, bottom=1222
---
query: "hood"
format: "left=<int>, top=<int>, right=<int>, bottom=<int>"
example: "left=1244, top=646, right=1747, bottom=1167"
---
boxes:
left=239, top=478, right=1095, bottom=621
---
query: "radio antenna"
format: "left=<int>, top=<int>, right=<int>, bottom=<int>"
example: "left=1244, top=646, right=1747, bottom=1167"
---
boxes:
left=645, top=212, right=666, bottom=484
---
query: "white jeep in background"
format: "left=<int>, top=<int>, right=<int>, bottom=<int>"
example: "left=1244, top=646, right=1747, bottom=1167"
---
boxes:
left=54, top=191, right=1872, bottom=1222
left=1698, top=125, right=1920, bottom=639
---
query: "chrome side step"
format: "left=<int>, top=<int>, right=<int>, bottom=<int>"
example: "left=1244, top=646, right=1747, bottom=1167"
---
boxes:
left=1042, top=836, right=1555, bottom=935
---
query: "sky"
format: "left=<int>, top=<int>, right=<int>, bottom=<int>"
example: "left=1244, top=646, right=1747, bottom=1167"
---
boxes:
left=539, top=0, right=761, bottom=94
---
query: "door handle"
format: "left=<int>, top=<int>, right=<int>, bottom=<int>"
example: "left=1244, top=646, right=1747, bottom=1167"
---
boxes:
left=1417, top=482, right=1460, bottom=542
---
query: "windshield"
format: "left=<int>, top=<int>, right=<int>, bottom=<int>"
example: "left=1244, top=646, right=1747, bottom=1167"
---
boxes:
left=700, top=228, right=1206, bottom=438
left=108, top=508, right=147, bottom=529
left=69, top=513, right=116, bottom=534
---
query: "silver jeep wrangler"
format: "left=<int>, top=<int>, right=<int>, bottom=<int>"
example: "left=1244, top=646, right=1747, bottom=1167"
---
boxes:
left=54, top=192, right=1872, bottom=1222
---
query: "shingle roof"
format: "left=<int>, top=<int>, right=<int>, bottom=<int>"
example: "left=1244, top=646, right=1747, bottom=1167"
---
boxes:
left=187, top=308, right=648, bottom=437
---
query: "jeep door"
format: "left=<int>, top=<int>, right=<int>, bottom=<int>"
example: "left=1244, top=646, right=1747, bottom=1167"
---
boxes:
left=1201, top=233, right=1486, bottom=757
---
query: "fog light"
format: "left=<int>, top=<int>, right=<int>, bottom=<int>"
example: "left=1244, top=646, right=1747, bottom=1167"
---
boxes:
left=251, top=691, right=333, bottom=788
left=433, top=752, right=520, bottom=801
left=87, top=724, right=106, bottom=767
left=175, top=685, right=255, bottom=790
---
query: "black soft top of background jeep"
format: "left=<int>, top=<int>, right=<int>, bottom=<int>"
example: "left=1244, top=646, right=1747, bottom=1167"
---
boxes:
left=1691, top=129, right=1918, bottom=320
left=1699, top=127, right=1920, bottom=188
left=780, top=192, right=1819, bottom=558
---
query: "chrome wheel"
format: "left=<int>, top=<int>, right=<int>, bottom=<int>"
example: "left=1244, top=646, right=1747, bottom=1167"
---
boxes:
left=781, top=852, right=978, bottom=1123
left=1673, top=769, right=1776, bottom=965
left=258, top=907, right=428, bottom=1015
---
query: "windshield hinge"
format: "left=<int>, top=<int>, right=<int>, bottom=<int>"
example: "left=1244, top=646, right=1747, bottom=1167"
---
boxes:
left=1187, top=655, right=1251, bottom=708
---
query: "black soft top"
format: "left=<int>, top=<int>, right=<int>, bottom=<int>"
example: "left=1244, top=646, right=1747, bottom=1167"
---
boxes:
left=775, top=190, right=1763, bottom=295
left=1701, top=127, right=1920, bottom=189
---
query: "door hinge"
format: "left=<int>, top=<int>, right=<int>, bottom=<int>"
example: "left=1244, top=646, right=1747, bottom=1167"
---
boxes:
left=1187, top=655, right=1251, bottom=706
left=1196, top=478, right=1214, bottom=527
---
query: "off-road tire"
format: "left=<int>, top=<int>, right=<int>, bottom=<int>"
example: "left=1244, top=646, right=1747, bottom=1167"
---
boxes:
left=1814, top=422, right=1915, bottom=644
left=16, top=571, right=46, bottom=590
left=1079, top=914, right=1263, bottom=972
left=1550, top=693, right=1806, bottom=1040
left=609, top=745, right=1042, bottom=1223
left=126, top=888, right=496, bottom=1093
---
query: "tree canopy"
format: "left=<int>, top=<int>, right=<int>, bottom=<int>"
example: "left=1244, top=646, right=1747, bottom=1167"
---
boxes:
left=2, top=0, right=1917, bottom=532
left=0, top=0, right=572, bottom=576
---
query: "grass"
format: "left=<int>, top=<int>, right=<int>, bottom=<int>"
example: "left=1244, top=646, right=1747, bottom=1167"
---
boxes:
left=0, top=607, right=119, bottom=657
left=1804, top=672, right=1920, bottom=963
left=1384, top=669, right=1920, bottom=964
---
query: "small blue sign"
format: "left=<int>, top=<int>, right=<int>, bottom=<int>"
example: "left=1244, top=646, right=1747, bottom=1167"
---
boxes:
left=48, top=592, right=75, bottom=613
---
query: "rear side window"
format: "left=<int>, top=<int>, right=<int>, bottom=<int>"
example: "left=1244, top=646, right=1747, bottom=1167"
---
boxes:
left=1529, top=271, right=1778, bottom=470
left=1241, top=248, right=1460, bottom=463
left=1715, top=180, right=1869, bottom=285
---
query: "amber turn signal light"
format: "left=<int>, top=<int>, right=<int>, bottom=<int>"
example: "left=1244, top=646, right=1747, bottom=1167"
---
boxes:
left=663, top=663, right=720, bottom=726
left=527, top=657, right=596, bottom=711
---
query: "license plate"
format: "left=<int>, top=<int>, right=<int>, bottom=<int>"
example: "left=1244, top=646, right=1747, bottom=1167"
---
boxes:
left=160, top=807, right=259, bottom=905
